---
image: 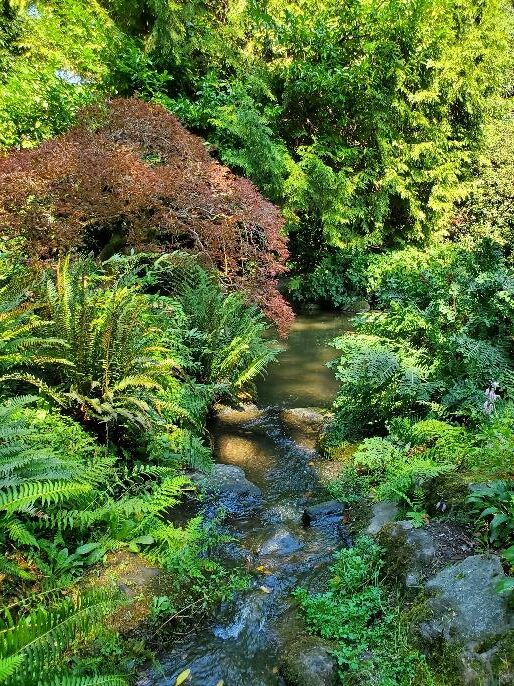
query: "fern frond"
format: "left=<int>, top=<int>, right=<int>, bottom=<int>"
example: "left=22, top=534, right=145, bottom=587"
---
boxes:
left=47, top=676, right=127, bottom=686
left=0, top=654, right=24, bottom=683
left=0, top=481, right=91, bottom=513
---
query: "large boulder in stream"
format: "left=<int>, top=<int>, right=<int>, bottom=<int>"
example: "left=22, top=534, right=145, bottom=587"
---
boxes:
left=281, top=408, right=330, bottom=434
left=215, top=403, right=263, bottom=427
left=281, top=408, right=332, bottom=449
left=191, top=464, right=262, bottom=516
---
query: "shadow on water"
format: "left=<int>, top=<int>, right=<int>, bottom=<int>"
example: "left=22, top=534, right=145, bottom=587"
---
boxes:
left=136, top=313, right=352, bottom=686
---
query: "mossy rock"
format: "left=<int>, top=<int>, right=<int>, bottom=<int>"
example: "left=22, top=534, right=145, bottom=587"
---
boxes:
left=279, top=635, right=338, bottom=686
left=376, top=522, right=416, bottom=588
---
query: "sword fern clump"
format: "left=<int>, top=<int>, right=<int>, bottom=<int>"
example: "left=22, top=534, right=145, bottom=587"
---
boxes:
left=146, top=253, right=281, bottom=399
left=40, top=255, right=183, bottom=434
left=0, top=588, right=126, bottom=686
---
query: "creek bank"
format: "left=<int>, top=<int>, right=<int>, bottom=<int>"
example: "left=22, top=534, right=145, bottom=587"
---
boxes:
left=368, top=509, right=514, bottom=684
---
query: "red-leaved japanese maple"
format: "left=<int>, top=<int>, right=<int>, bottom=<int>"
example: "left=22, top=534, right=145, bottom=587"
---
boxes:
left=0, top=98, right=293, bottom=333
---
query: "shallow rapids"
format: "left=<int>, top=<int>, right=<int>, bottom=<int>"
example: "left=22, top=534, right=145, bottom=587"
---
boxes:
left=137, top=313, right=351, bottom=686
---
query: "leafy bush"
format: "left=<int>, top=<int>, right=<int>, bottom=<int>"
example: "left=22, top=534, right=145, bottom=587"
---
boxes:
left=295, top=536, right=435, bottom=684
left=326, top=239, right=514, bottom=435
left=351, top=438, right=404, bottom=475
left=329, top=430, right=456, bottom=513
left=326, top=334, right=435, bottom=441
left=468, top=402, right=514, bottom=478
left=288, top=248, right=370, bottom=309
left=467, top=480, right=514, bottom=550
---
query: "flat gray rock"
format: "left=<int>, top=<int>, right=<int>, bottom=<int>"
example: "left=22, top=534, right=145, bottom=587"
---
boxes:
left=366, top=500, right=398, bottom=535
left=421, top=554, right=512, bottom=645
left=280, top=637, right=338, bottom=686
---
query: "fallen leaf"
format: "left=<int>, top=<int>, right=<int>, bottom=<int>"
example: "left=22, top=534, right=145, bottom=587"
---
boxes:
left=272, top=667, right=279, bottom=674
left=215, top=681, right=224, bottom=686
left=175, top=669, right=191, bottom=685
left=255, top=565, right=272, bottom=575
left=259, top=585, right=272, bottom=594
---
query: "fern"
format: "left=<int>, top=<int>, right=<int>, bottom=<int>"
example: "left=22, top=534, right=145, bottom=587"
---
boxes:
left=0, top=481, right=91, bottom=513
left=327, top=334, right=434, bottom=442
left=0, top=589, right=125, bottom=686
left=0, top=654, right=24, bottom=682
left=47, top=677, right=127, bottom=686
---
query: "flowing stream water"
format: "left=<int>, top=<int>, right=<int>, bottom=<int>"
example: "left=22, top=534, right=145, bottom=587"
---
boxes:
left=138, top=312, right=352, bottom=686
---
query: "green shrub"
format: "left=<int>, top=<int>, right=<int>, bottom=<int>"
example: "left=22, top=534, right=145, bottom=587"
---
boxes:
left=326, top=334, right=435, bottom=441
left=295, top=536, right=437, bottom=684
left=288, top=248, right=370, bottom=309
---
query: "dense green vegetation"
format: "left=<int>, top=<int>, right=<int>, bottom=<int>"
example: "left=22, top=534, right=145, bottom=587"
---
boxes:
left=1, top=0, right=514, bottom=683
left=0, top=241, right=277, bottom=683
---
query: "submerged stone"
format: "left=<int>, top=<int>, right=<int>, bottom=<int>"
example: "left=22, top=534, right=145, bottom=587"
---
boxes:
left=259, top=529, right=304, bottom=556
left=302, top=500, right=345, bottom=527
left=215, top=403, right=263, bottom=426
left=191, top=463, right=262, bottom=516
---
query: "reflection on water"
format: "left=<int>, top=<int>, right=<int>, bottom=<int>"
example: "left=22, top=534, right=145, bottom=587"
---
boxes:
left=256, top=312, right=353, bottom=408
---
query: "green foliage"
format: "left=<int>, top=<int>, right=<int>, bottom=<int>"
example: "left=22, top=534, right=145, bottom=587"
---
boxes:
left=326, top=334, right=434, bottom=441
left=468, top=402, right=514, bottom=478
left=327, top=238, right=514, bottom=452
left=295, top=536, right=436, bottom=684
left=288, top=248, right=370, bottom=309
left=351, top=438, right=404, bottom=475
left=0, top=588, right=126, bottom=686
left=0, top=243, right=64, bottom=377
left=0, top=0, right=168, bottom=149
left=329, top=428, right=457, bottom=511
left=145, top=254, right=281, bottom=399
left=152, top=0, right=510, bottom=255
left=456, top=99, right=514, bottom=252
left=467, top=480, right=514, bottom=550
left=0, top=0, right=107, bottom=148
left=33, top=256, right=181, bottom=433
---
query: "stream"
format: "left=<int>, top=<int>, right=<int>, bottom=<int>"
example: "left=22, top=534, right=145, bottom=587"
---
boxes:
left=138, top=312, right=352, bottom=686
